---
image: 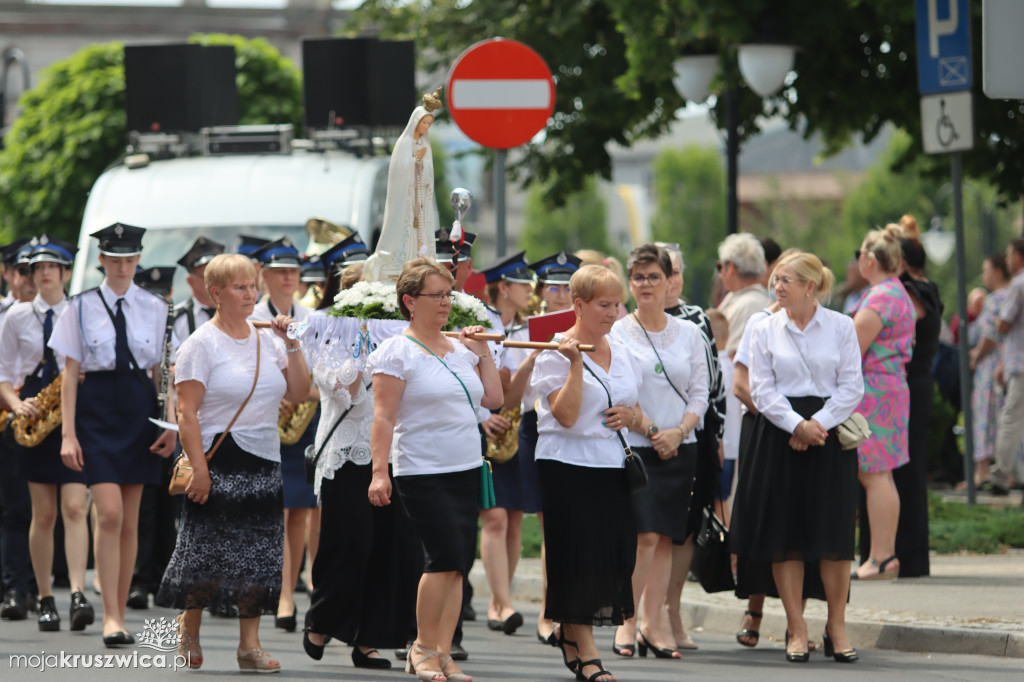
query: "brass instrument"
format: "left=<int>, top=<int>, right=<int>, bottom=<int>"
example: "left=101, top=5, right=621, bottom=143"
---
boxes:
left=11, top=372, right=63, bottom=448
left=0, top=409, right=9, bottom=434
left=279, top=399, right=319, bottom=445
left=304, top=217, right=352, bottom=257
left=486, top=406, right=522, bottom=464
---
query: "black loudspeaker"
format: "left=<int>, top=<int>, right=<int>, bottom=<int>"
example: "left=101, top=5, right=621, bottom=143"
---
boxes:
left=302, top=37, right=415, bottom=129
left=125, top=44, right=239, bottom=133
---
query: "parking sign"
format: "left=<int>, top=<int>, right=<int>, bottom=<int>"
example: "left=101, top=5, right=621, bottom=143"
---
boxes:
left=916, top=0, right=972, bottom=94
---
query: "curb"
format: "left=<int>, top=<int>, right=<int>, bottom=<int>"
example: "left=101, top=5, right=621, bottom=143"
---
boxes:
left=470, top=566, right=1024, bottom=659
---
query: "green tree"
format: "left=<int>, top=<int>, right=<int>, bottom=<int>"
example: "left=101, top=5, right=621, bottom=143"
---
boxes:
left=519, top=176, right=609, bottom=259
left=0, top=35, right=302, bottom=242
left=348, top=1, right=1023, bottom=207
left=650, top=144, right=725, bottom=307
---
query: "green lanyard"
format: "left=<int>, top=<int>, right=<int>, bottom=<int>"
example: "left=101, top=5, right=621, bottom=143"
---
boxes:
left=404, top=335, right=476, bottom=412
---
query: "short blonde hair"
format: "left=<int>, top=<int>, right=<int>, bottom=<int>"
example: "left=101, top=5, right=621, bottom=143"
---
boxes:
left=771, top=252, right=835, bottom=303
left=570, top=264, right=623, bottom=304
left=205, top=254, right=256, bottom=295
left=396, top=257, right=454, bottom=320
left=862, top=223, right=904, bottom=273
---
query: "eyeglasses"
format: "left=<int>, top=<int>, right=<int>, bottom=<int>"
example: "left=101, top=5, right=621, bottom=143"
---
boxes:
left=413, top=291, right=455, bottom=302
left=545, top=284, right=570, bottom=293
left=770, top=275, right=806, bottom=287
left=629, top=273, right=664, bottom=286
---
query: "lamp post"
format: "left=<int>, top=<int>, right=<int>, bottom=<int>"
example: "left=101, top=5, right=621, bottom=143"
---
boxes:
left=673, top=44, right=795, bottom=234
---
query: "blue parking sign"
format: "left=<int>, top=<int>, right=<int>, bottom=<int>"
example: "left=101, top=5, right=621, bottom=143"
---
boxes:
left=916, top=0, right=972, bottom=94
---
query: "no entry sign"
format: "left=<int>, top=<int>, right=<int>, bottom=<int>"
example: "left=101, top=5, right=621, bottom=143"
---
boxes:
left=446, top=38, right=555, bottom=150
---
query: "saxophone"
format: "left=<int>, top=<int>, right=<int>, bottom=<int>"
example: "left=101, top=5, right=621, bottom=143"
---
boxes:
left=278, top=399, right=318, bottom=445
left=485, top=406, right=522, bottom=464
left=11, top=372, right=63, bottom=448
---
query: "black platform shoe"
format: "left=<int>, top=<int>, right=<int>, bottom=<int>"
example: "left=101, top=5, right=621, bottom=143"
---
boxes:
left=38, top=596, right=60, bottom=632
left=69, top=591, right=95, bottom=631
left=0, top=589, right=27, bottom=621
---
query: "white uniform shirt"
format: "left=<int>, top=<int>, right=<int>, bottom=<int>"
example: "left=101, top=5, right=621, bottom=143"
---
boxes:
left=610, top=315, right=709, bottom=447
left=49, top=281, right=168, bottom=372
left=366, top=334, right=484, bottom=477
left=0, top=296, right=69, bottom=386
left=503, top=326, right=541, bottom=413
left=531, top=334, right=642, bottom=468
left=174, top=322, right=288, bottom=462
left=720, top=350, right=740, bottom=461
left=748, top=305, right=864, bottom=435
left=171, top=296, right=216, bottom=353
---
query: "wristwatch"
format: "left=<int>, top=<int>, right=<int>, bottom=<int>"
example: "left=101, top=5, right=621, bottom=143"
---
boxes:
left=646, top=423, right=660, bottom=439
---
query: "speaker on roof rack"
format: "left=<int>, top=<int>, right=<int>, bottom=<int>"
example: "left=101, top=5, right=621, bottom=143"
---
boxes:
left=125, top=44, right=239, bottom=134
left=302, top=37, right=415, bottom=130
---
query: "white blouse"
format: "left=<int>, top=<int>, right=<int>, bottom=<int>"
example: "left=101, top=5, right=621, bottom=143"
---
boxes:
left=503, top=325, right=542, bottom=413
left=174, top=322, right=288, bottom=462
left=0, top=296, right=68, bottom=386
left=610, top=315, right=709, bottom=447
left=531, top=335, right=641, bottom=468
left=49, top=281, right=168, bottom=372
left=748, top=305, right=864, bottom=435
left=366, top=334, right=484, bottom=477
left=311, top=355, right=375, bottom=498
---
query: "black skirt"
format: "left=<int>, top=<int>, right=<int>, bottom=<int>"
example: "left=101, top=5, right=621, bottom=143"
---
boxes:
left=538, top=460, right=636, bottom=626
left=14, top=375, right=87, bottom=485
left=306, top=462, right=419, bottom=648
left=395, top=466, right=479, bottom=573
left=156, top=433, right=283, bottom=618
left=729, top=397, right=857, bottom=564
left=631, top=444, right=697, bottom=542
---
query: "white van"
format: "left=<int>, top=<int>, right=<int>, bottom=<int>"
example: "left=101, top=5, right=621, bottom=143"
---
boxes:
left=70, top=127, right=389, bottom=299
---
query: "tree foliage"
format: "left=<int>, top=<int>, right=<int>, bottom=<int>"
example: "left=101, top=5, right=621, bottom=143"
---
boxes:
left=0, top=35, right=303, bottom=242
left=347, top=0, right=1024, bottom=206
left=519, top=176, right=609, bottom=260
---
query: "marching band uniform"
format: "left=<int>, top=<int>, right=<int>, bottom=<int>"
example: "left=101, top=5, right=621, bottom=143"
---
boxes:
left=170, top=238, right=225, bottom=355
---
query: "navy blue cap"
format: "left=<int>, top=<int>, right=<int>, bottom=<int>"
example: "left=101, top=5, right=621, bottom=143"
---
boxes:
left=434, top=229, right=477, bottom=265
left=134, top=266, right=176, bottom=296
left=1, top=237, right=32, bottom=267
left=177, top=237, right=225, bottom=271
left=252, top=237, right=301, bottom=269
left=481, top=250, right=533, bottom=284
left=238, top=235, right=270, bottom=259
left=320, top=234, right=370, bottom=272
left=530, top=251, right=581, bottom=284
left=91, top=223, right=146, bottom=256
left=28, top=234, right=78, bottom=267
left=300, top=256, right=326, bottom=283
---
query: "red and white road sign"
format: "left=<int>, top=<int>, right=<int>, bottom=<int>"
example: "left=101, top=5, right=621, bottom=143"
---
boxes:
left=446, top=38, right=555, bottom=150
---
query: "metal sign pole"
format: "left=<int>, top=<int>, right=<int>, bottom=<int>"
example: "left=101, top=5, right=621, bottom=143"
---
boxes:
left=952, top=151, right=976, bottom=504
left=495, top=148, right=507, bottom=258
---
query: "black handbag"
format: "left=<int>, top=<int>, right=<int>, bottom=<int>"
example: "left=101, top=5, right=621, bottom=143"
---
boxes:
left=582, top=362, right=648, bottom=493
left=692, top=505, right=736, bottom=593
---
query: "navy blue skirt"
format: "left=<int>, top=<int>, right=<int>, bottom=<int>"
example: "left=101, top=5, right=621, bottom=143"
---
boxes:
left=14, top=375, right=87, bottom=485
left=280, top=405, right=319, bottom=509
left=75, top=369, right=160, bottom=486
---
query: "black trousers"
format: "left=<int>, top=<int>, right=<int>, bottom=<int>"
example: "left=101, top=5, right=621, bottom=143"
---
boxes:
left=306, top=462, right=417, bottom=648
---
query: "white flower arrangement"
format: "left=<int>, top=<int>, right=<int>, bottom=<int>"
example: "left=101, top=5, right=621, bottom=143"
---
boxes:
left=331, top=280, right=492, bottom=330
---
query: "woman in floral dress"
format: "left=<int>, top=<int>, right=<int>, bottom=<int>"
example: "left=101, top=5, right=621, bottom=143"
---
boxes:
left=850, top=226, right=916, bottom=581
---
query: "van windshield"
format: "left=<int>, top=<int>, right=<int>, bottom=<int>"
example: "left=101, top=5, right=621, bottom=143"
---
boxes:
left=75, top=225, right=310, bottom=302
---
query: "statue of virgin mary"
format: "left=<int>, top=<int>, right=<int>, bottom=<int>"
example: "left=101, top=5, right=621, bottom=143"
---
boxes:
left=364, top=88, right=442, bottom=282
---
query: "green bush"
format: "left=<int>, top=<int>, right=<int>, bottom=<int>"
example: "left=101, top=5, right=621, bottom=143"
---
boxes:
left=928, top=492, right=1024, bottom=554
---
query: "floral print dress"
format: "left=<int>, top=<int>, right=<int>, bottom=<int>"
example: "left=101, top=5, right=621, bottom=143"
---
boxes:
left=851, top=278, right=916, bottom=473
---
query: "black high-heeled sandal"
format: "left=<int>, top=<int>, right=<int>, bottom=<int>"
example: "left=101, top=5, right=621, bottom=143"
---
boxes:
left=557, top=628, right=580, bottom=674
left=576, top=658, right=615, bottom=682
left=736, top=610, right=762, bottom=647
left=823, top=628, right=859, bottom=663
left=611, top=640, right=634, bottom=657
left=636, top=631, right=681, bottom=659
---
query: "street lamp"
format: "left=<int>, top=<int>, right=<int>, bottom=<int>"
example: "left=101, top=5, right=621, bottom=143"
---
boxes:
left=673, top=44, right=796, bottom=234
left=921, top=215, right=956, bottom=266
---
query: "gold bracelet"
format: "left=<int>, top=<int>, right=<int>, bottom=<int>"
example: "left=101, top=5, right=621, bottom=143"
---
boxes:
left=477, top=352, right=490, bottom=358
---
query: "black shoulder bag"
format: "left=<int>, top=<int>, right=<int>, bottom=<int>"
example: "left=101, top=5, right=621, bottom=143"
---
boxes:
left=304, top=400, right=356, bottom=486
left=581, top=361, right=648, bottom=493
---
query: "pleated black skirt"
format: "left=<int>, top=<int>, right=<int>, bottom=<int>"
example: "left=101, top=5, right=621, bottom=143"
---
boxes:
left=538, top=459, right=636, bottom=626
left=156, top=434, right=283, bottom=618
left=729, top=397, right=857, bottom=564
left=631, top=444, right=697, bottom=542
left=395, top=466, right=479, bottom=574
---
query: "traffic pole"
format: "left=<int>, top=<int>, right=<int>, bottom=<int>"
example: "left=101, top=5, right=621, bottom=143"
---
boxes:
left=952, top=151, right=975, bottom=505
left=495, top=148, right=507, bottom=258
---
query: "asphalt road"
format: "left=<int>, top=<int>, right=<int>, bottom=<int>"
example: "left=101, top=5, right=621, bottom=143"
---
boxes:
left=1, top=591, right=1020, bottom=680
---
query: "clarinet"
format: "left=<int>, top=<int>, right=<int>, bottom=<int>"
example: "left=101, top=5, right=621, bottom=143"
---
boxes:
left=156, top=301, right=174, bottom=419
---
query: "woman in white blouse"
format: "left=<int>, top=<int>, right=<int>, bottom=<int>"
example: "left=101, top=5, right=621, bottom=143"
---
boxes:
left=530, top=265, right=652, bottom=682
left=156, top=254, right=310, bottom=673
left=609, top=244, right=708, bottom=661
left=367, top=258, right=502, bottom=682
left=735, top=252, right=864, bottom=664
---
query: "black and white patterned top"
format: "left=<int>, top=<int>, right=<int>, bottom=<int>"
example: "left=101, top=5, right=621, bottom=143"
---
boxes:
left=666, top=300, right=725, bottom=440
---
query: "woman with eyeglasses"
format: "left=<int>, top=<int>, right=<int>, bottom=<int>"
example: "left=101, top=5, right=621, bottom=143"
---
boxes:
left=367, top=258, right=502, bottom=682
left=607, top=244, right=708, bottom=661
left=531, top=264, right=647, bottom=682
left=849, top=225, right=915, bottom=581
left=731, top=251, right=863, bottom=664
